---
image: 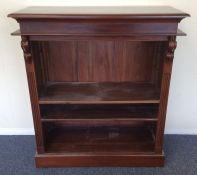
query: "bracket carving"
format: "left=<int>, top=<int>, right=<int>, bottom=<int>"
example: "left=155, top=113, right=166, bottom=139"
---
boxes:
left=21, top=36, right=32, bottom=62
left=166, top=36, right=177, bottom=61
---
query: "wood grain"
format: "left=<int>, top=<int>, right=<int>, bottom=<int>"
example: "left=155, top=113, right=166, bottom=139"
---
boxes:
left=33, top=40, right=162, bottom=83
left=43, top=123, right=155, bottom=153
left=8, top=6, right=189, bottom=19
left=39, top=82, right=160, bottom=104
left=35, top=153, right=164, bottom=167
left=40, top=104, right=158, bottom=124
left=155, top=36, right=176, bottom=153
left=21, top=36, right=44, bottom=153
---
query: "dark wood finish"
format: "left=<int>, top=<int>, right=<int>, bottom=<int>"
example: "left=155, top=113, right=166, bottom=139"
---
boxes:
left=155, top=36, right=177, bottom=153
left=20, top=36, right=44, bottom=153
left=9, top=6, right=189, bottom=167
left=19, top=21, right=178, bottom=36
left=39, top=82, right=160, bottom=104
left=32, top=40, right=163, bottom=82
left=43, top=122, right=155, bottom=153
left=8, top=6, right=189, bottom=19
left=11, top=28, right=187, bottom=36
left=8, top=7, right=189, bottom=36
left=40, top=104, right=158, bottom=124
left=35, top=152, right=164, bottom=167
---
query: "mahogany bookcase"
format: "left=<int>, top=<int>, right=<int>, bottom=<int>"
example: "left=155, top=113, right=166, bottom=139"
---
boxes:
left=8, top=6, right=189, bottom=167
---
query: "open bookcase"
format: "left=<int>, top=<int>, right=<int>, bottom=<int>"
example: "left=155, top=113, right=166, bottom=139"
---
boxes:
left=9, top=6, right=189, bottom=167
left=33, top=39, right=162, bottom=157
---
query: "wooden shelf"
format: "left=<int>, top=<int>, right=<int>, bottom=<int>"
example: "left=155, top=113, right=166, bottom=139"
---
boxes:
left=44, top=123, right=155, bottom=154
left=40, top=104, right=158, bottom=124
left=39, top=82, right=160, bottom=105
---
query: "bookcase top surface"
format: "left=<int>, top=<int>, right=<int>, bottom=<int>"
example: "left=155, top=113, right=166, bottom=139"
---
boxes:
left=8, top=6, right=189, bottom=19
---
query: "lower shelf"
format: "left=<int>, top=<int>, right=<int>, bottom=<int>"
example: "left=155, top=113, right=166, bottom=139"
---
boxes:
left=43, top=123, right=155, bottom=154
left=35, top=152, right=164, bottom=167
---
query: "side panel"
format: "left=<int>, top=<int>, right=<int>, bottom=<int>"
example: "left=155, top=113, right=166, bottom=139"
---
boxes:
left=155, top=36, right=177, bottom=152
left=21, top=36, right=44, bottom=153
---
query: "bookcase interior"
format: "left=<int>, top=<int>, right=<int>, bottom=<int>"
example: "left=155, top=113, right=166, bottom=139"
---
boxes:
left=30, top=39, right=165, bottom=154
left=32, top=39, right=165, bottom=100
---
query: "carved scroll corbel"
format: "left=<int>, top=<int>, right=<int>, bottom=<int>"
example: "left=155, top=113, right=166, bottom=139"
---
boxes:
left=21, top=36, right=32, bottom=62
left=166, top=36, right=177, bottom=61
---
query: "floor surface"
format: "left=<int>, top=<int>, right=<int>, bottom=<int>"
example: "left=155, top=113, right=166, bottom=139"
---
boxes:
left=0, top=135, right=196, bottom=175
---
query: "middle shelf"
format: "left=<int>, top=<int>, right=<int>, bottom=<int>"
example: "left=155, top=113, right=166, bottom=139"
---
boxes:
left=40, top=104, right=158, bottom=123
